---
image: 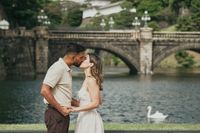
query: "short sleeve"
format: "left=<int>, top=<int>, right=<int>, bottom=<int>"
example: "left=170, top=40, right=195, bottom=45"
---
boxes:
left=43, top=65, right=63, bottom=88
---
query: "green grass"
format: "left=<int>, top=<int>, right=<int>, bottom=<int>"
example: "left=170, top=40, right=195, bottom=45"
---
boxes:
left=104, top=123, right=200, bottom=130
left=161, top=25, right=177, bottom=32
left=0, top=123, right=200, bottom=131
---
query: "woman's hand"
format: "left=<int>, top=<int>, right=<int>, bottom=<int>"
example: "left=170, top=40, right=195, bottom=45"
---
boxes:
left=60, top=106, right=72, bottom=116
left=70, top=107, right=79, bottom=112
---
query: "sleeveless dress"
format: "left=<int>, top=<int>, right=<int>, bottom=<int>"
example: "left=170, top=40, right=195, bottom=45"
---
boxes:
left=74, top=84, right=104, bottom=133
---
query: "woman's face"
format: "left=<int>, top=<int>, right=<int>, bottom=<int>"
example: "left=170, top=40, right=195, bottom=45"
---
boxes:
left=79, top=54, right=92, bottom=69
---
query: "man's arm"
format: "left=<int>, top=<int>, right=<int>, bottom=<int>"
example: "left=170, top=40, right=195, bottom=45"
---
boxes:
left=71, top=78, right=100, bottom=112
left=71, top=98, right=80, bottom=107
left=40, top=84, right=70, bottom=116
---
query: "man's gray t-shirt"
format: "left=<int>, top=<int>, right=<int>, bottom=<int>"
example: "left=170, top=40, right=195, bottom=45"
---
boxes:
left=43, top=58, right=72, bottom=107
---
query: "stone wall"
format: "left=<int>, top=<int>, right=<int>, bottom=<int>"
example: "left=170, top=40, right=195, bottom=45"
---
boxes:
left=0, top=38, right=35, bottom=79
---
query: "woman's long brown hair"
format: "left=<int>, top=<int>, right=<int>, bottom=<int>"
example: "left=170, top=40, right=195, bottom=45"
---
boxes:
left=89, top=53, right=103, bottom=90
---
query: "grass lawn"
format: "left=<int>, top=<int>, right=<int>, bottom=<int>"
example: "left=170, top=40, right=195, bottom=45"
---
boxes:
left=161, top=25, right=177, bottom=32
left=0, top=123, right=200, bottom=131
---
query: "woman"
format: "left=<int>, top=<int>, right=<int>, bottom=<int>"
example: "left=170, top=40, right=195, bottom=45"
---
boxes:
left=71, top=53, right=104, bottom=133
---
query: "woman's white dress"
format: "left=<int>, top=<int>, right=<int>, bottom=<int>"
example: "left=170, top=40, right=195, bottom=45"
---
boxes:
left=74, top=85, right=104, bottom=133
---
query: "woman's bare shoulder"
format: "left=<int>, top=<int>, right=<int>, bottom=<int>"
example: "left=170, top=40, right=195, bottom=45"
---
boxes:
left=86, top=76, right=97, bottom=85
left=87, top=76, right=96, bottom=81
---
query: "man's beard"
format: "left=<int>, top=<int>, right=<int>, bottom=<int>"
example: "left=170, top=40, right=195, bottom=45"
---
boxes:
left=73, top=62, right=81, bottom=67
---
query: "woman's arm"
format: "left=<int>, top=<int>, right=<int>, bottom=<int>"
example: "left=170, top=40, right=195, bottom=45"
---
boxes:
left=72, top=78, right=101, bottom=112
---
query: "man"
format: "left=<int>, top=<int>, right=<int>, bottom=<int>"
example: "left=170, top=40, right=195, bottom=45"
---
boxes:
left=40, top=44, right=86, bottom=133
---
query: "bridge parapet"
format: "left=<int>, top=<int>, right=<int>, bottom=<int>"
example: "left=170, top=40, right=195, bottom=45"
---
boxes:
left=0, top=29, right=34, bottom=38
left=153, top=32, right=200, bottom=41
left=49, top=30, right=140, bottom=40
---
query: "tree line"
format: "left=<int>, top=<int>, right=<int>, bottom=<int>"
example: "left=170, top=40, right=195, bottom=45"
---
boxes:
left=0, top=0, right=199, bottom=31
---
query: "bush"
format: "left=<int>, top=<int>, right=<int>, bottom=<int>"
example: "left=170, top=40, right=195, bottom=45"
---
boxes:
left=148, top=21, right=160, bottom=31
left=175, top=51, right=195, bottom=68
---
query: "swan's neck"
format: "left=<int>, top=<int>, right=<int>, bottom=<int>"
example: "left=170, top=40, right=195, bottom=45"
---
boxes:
left=147, top=108, right=151, bottom=117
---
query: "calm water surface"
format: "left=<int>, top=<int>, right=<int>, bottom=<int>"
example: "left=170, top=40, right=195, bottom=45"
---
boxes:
left=0, top=74, right=200, bottom=124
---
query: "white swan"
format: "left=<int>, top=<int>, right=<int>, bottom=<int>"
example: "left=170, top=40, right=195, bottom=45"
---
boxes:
left=147, top=106, right=168, bottom=120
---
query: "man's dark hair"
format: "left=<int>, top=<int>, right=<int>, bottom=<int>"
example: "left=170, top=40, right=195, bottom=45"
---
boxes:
left=60, top=43, right=85, bottom=57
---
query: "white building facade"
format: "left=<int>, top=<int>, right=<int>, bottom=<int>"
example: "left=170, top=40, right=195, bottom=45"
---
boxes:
left=83, top=1, right=124, bottom=18
left=66, top=0, right=136, bottom=19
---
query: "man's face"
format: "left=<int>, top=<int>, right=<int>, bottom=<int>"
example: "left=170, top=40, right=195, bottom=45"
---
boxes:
left=73, top=52, right=87, bottom=67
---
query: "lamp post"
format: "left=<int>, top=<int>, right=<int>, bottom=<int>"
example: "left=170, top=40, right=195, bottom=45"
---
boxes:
left=132, top=17, right=140, bottom=30
left=59, top=0, right=68, bottom=12
left=100, top=18, right=106, bottom=31
left=37, top=9, right=51, bottom=26
left=0, top=19, right=9, bottom=30
left=108, top=17, right=115, bottom=30
left=141, top=10, right=151, bottom=28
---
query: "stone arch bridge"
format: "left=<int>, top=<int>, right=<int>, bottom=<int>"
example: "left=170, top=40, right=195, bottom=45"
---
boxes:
left=0, top=27, right=200, bottom=75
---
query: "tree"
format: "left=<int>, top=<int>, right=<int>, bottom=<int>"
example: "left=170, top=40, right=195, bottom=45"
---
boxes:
left=160, top=0, right=170, bottom=7
left=121, top=0, right=133, bottom=10
left=113, top=10, right=135, bottom=28
left=190, top=0, right=200, bottom=15
left=176, top=16, right=192, bottom=31
left=175, top=0, right=200, bottom=31
left=43, top=1, right=62, bottom=28
left=67, top=8, right=83, bottom=27
left=176, top=13, right=200, bottom=31
left=0, top=0, right=50, bottom=28
left=137, top=0, right=162, bottom=16
left=171, top=0, right=192, bottom=15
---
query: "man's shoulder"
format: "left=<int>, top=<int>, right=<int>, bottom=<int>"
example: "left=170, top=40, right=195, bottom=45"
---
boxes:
left=48, top=60, right=64, bottom=72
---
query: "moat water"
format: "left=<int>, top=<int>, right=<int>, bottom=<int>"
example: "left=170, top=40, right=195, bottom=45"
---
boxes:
left=0, top=70, right=200, bottom=124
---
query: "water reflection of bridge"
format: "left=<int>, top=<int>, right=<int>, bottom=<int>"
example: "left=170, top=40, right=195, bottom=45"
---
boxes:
left=0, top=27, right=200, bottom=77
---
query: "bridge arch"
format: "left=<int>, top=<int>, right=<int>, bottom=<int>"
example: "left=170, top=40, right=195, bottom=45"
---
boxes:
left=82, top=44, right=139, bottom=74
left=48, top=40, right=140, bottom=74
left=153, top=42, right=200, bottom=69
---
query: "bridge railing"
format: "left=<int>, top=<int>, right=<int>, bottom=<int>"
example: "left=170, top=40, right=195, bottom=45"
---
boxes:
left=153, top=32, right=200, bottom=40
left=49, top=30, right=140, bottom=40
left=0, top=30, right=34, bottom=37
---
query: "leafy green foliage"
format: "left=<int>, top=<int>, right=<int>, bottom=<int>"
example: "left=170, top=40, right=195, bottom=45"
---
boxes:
left=137, top=0, right=162, bottom=16
left=175, top=51, right=195, bottom=68
left=156, top=7, right=177, bottom=25
left=110, top=0, right=122, bottom=3
left=112, top=55, right=121, bottom=66
left=113, top=10, right=135, bottom=28
left=121, top=0, right=133, bottom=10
left=0, top=0, right=48, bottom=28
left=67, top=8, right=83, bottom=27
left=148, top=21, right=160, bottom=31
left=176, top=14, right=200, bottom=31
left=190, top=0, right=200, bottom=15
left=0, top=0, right=63, bottom=29
left=44, top=1, right=62, bottom=28
left=171, top=0, right=192, bottom=15
left=176, top=16, right=192, bottom=31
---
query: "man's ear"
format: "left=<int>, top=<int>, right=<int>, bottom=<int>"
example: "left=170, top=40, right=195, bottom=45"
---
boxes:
left=71, top=53, right=77, bottom=60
